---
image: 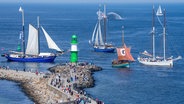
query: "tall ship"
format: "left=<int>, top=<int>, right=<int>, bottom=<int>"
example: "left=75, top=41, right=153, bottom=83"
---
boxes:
left=3, top=7, right=63, bottom=62
left=137, top=5, right=181, bottom=67
left=89, top=5, right=115, bottom=52
left=112, top=27, right=135, bottom=68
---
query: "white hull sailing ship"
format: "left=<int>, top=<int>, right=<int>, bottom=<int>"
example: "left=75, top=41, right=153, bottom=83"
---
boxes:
left=138, top=5, right=181, bottom=67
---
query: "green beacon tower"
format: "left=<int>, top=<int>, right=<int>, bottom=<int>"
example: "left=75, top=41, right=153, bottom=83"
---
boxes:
left=70, top=35, right=78, bottom=63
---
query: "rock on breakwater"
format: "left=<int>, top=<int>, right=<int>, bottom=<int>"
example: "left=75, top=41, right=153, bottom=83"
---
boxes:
left=48, top=62, right=102, bottom=88
left=48, top=62, right=104, bottom=104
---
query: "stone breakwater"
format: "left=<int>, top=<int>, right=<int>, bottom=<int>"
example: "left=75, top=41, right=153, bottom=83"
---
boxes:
left=0, top=68, right=65, bottom=104
left=0, top=62, right=103, bottom=104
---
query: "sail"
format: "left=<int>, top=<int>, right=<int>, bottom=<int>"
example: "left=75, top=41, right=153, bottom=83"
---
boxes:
left=98, top=20, right=104, bottom=45
left=94, top=22, right=99, bottom=46
left=156, top=5, right=163, bottom=16
left=41, top=26, right=62, bottom=52
left=117, top=44, right=134, bottom=61
left=94, top=19, right=105, bottom=46
left=141, top=50, right=152, bottom=57
left=92, top=22, right=98, bottom=43
left=93, top=8, right=105, bottom=46
left=26, top=24, right=39, bottom=55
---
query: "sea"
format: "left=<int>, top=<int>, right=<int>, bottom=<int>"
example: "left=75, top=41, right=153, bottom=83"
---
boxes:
left=0, top=3, right=184, bottom=104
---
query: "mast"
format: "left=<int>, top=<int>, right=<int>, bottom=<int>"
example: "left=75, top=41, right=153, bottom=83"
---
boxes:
left=152, top=5, right=155, bottom=60
left=103, top=4, right=107, bottom=44
left=122, top=26, right=124, bottom=46
left=19, top=6, right=25, bottom=57
left=37, top=16, right=40, bottom=54
left=95, top=8, right=101, bottom=46
left=163, top=9, right=166, bottom=61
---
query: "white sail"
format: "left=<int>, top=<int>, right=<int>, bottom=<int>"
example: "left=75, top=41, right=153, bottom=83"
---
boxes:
left=94, top=20, right=105, bottom=46
left=93, top=8, right=105, bottom=46
left=26, top=24, right=39, bottom=55
left=156, top=5, right=163, bottom=16
left=94, top=22, right=99, bottom=45
left=92, top=22, right=98, bottom=42
left=41, top=26, right=62, bottom=52
left=98, top=20, right=104, bottom=45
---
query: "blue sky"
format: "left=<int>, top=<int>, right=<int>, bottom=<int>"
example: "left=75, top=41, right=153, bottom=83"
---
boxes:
left=1, top=0, right=184, bottom=3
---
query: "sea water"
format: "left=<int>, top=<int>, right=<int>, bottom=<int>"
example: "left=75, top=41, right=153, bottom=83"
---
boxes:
left=0, top=3, right=184, bottom=104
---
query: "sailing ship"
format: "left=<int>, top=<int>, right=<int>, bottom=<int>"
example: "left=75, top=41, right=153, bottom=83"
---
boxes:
left=112, top=27, right=135, bottom=68
left=4, top=7, right=63, bottom=62
left=137, top=5, right=181, bottom=67
left=89, top=5, right=115, bottom=52
left=156, top=5, right=163, bottom=16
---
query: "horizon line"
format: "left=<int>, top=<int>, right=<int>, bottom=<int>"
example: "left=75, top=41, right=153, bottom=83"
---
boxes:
left=1, top=1, right=184, bottom=4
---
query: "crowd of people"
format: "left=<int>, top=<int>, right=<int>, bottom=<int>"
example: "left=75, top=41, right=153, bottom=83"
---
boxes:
left=0, top=63, right=104, bottom=104
left=49, top=63, right=105, bottom=104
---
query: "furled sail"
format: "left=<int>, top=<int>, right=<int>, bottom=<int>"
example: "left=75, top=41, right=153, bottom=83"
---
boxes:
left=26, top=24, right=39, bottom=55
left=41, top=26, right=62, bottom=52
left=141, top=50, right=152, bottom=57
left=117, top=44, right=134, bottom=61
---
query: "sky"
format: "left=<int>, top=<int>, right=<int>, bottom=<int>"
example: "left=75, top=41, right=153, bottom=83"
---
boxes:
left=0, top=0, right=184, bottom=4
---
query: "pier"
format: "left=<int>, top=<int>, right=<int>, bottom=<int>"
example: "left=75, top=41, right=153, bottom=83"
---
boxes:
left=0, top=62, right=103, bottom=104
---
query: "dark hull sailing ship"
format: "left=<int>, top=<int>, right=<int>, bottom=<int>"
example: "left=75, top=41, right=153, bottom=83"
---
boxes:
left=89, top=5, right=115, bottom=53
left=5, top=53, right=56, bottom=62
left=4, top=7, right=63, bottom=62
left=112, top=27, right=135, bottom=68
left=137, top=5, right=181, bottom=67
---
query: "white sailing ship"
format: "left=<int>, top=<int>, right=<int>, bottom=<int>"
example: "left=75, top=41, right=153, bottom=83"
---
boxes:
left=138, top=5, right=181, bottom=67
